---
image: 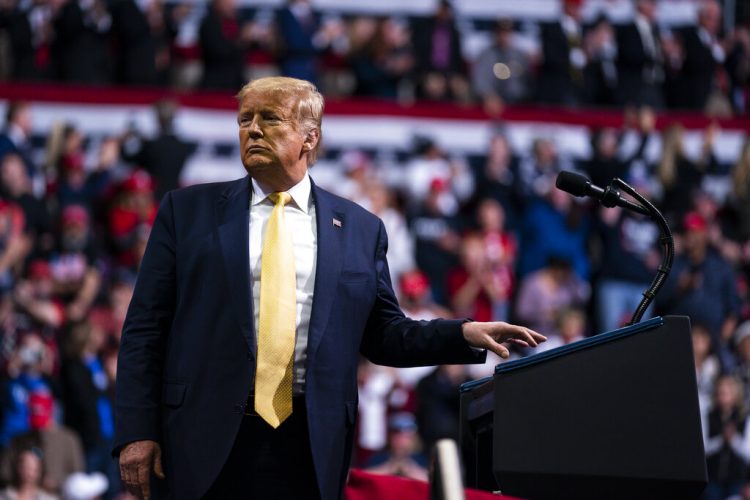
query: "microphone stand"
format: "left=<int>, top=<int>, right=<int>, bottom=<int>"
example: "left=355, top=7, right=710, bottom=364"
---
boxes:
left=609, top=177, right=674, bottom=325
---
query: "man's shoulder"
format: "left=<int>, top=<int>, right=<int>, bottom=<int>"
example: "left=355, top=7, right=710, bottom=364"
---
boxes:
left=313, top=185, right=381, bottom=225
left=167, top=177, right=246, bottom=203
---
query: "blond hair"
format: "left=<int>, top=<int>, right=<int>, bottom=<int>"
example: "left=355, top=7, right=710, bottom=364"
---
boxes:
left=236, top=76, right=324, bottom=165
left=658, top=124, right=685, bottom=189
left=733, top=139, right=750, bottom=201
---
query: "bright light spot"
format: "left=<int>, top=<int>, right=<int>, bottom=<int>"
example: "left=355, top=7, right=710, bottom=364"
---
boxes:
left=493, top=63, right=511, bottom=80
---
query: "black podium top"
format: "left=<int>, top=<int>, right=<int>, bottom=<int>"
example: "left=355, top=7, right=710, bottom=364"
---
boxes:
left=461, top=316, right=665, bottom=393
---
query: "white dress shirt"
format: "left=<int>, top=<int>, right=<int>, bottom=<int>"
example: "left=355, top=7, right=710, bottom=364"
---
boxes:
left=250, top=174, right=317, bottom=394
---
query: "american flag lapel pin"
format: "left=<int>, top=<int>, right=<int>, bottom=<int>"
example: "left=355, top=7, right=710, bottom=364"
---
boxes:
left=332, top=217, right=342, bottom=228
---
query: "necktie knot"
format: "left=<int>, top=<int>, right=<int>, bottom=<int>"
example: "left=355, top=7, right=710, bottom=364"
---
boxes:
left=270, top=192, right=291, bottom=207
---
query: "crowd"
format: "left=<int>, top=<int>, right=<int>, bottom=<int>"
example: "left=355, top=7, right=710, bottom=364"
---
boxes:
left=1, top=0, right=749, bottom=115
left=0, top=0, right=749, bottom=499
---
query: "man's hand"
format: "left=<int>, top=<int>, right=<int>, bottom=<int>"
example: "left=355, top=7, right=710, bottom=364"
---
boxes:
left=119, top=440, right=165, bottom=500
left=462, top=321, right=546, bottom=359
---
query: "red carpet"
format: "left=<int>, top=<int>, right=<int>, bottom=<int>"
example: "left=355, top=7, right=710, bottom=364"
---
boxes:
left=346, top=469, right=523, bottom=500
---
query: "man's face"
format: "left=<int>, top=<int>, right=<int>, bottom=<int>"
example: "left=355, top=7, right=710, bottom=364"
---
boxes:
left=238, top=88, right=311, bottom=191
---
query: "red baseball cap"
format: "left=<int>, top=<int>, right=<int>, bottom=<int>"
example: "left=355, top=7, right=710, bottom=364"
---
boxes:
left=61, top=205, right=89, bottom=226
left=122, top=170, right=154, bottom=193
left=683, top=211, right=707, bottom=232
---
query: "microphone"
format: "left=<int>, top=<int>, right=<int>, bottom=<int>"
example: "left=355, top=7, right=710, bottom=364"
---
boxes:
left=555, top=171, right=649, bottom=216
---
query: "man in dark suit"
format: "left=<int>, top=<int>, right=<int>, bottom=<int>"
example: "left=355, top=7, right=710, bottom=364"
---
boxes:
left=198, top=0, right=248, bottom=91
left=121, top=99, right=195, bottom=201
left=677, top=0, right=724, bottom=110
left=114, top=76, right=545, bottom=500
left=537, top=0, right=586, bottom=106
left=615, top=0, right=664, bottom=108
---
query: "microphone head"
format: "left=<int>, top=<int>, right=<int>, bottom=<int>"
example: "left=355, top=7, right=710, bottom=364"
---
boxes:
left=555, top=171, right=591, bottom=197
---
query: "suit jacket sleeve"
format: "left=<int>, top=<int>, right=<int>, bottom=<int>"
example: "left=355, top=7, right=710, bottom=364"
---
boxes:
left=113, top=193, right=177, bottom=455
left=359, top=220, right=486, bottom=367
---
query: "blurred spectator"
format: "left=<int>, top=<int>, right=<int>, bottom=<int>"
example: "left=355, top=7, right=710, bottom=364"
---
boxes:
left=1, top=154, right=53, bottom=257
left=276, top=0, right=346, bottom=85
left=584, top=127, right=628, bottom=189
left=658, top=212, right=740, bottom=370
left=1, top=0, right=54, bottom=81
left=109, top=0, right=165, bottom=86
left=398, top=270, right=450, bottom=321
left=409, top=177, right=461, bottom=306
left=50, top=206, right=100, bottom=324
left=332, top=149, right=373, bottom=207
left=448, top=200, right=515, bottom=322
left=517, top=137, right=573, bottom=201
left=675, top=0, right=725, bottom=111
left=404, top=136, right=474, bottom=207
left=730, top=140, right=750, bottom=242
left=0, top=448, right=57, bottom=500
left=356, top=360, right=393, bottom=465
left=703, top=375, right=750, bottom=500
left=365, top=412, right=428, bottom=482
left=54, top=126, right=113, bottom=212
left=583, top=15, right=617, bottom=106
left=657, top=123, right=719, bottom=226
left=348, top=16, right=413, bottom=99
left=51, top=0, right=112, bottom=84
left=536, top=307, right=586, bottom=352
left=725, top=24, right=750, bottom=114
left=411, top=1, right=469, bottom=103
left=695, top=323, right=720, bottom=418
left=0, top=333, right=54, bottom=446
left=121, top=99, right=194, bottom=200
left=447, top=233, right=506, bottom=323
left=60, top=322, right=116, bottom=494
left=616, top=105, right=660, bottom=184
left=0, top=200, right=28, bottom=295
left=0, top=102, right=41, bottom=198
left=472, top=19, right=531, bottom=114
left=13, top=260, right=65, bottom=332
left=415, top=365, right=470, bottom=454
left=615, top=0, right=664, bottom=108
left=515, top=256, right=590, bottom=337
left=107, top=171, right=156, bottom=270
left=1, top=391, right=85, bottom=494
left=536, top=0, right=586, bottom=106
left=198, top=0, right=249, bottom=91
left=474, top=132, right=521, bottom=226
left=365, top=182, right=414, bottom=284
left=595, top=205, right=660, bottom=332
left=518, top=186, right=590, bottom=280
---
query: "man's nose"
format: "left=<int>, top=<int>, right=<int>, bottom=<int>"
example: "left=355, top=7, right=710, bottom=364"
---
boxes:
left=247, top=116, right=263, bottom=137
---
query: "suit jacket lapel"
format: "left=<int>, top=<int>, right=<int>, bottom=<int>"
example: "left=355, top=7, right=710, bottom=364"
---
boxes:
left=216, top=176, right=255, bottom=356
left=307, top=181, right=344, bottom=362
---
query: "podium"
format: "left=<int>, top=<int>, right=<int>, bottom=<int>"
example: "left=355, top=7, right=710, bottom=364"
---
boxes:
left=459, top=316, right=707, bottom=499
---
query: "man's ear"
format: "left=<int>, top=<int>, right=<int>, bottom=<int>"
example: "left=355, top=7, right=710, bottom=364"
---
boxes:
left=302, top=128, right=320, bottom=153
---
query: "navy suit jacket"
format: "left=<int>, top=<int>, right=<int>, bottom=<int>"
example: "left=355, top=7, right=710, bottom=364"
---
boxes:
left=113, top=175, right=485, bottom=499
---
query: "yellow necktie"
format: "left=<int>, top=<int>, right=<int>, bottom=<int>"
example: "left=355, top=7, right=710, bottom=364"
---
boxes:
left=254, top=192, right=296, bottom=428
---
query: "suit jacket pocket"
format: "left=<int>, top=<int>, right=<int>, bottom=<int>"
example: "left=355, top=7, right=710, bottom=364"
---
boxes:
left=162, top=382, right=187, bottom=408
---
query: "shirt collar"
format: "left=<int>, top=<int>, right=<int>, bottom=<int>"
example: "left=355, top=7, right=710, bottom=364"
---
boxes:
left=251, top=173, right=312, bottom=214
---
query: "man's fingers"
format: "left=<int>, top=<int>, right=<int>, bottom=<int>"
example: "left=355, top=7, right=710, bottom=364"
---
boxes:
left=513, top=326, right=546, bottom=347
left=487, top=338, right=510, bottom=359
left=153, top=444, right=166, bottom=480
left=122, top=464, right=139, bottom=497
left=506, top=338, right=530, bottom=348
left=138, top=462, right=151, bottom=500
